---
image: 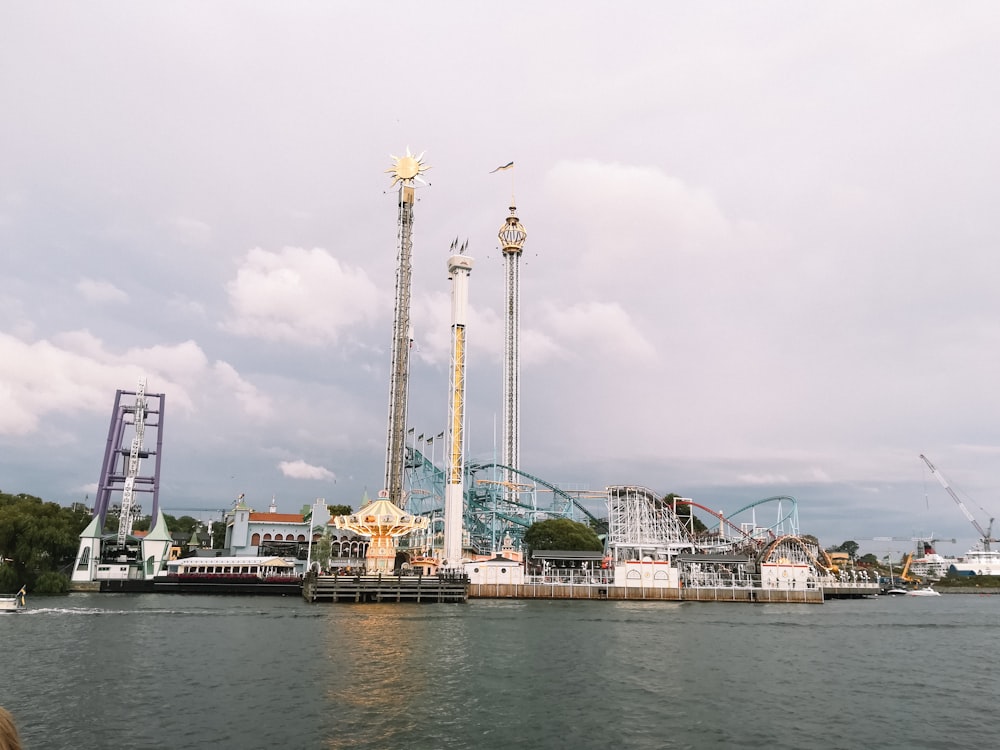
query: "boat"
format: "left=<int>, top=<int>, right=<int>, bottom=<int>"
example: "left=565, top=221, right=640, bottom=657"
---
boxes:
left=920, top=455, right=1000, bottom=577
left=884, top=587, right=910, bottom=596
left=948, top=547, right=1000, bottom=577
left=906, top=586, right=941, bottom=597
left=908, top=541, right=957, bottom=580
left=0, top=586, right=26, bottom=613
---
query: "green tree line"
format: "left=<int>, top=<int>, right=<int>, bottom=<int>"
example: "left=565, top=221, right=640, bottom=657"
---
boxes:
left=0, top=491, right=228, bottom=594
left=0, top=491, right=91, bottom=594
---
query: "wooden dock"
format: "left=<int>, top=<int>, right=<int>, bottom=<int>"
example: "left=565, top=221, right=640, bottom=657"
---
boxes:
left=300, top=574, right=874, bottom=605
left=302, top=572, right=468, bottom=603
left=467, top=583, right=825, bottom=603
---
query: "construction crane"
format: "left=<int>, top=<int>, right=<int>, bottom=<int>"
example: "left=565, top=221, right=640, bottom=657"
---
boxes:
left=899, top=552, right=917, bottom=583
left=919, top=454, right=997, bottom=551
left=856, top=535, right=956, bottom=549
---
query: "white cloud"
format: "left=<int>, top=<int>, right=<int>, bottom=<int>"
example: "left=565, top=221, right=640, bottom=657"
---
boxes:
left=545, top=159, right=734, bottom=262
left=737, top=473, right=791, bottom=486
left=76, top=278, right=129, bottom=304
left=0, top=330, right=257, bottom=435
left=169, top=216, right=212, bottom=247
left=214, top=360, right=272, bottom=419
left=542, top=301, right=656, bottom=363
left=222, top=247, right=383, bottom=346
left=279, top=459, right=336, bottom=481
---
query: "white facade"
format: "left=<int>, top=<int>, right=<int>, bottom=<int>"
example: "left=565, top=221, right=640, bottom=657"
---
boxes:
left=760, top=562, right=812, bottom=589
left=465, top=557, right=525, bottom=585
left=613, top=560, right=679, bottom=589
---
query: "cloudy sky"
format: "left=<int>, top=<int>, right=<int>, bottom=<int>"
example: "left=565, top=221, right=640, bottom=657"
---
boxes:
left=3, top=2, right=999, bottom=557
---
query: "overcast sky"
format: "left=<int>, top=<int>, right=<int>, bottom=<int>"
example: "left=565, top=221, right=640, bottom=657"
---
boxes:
left=3, top=2, right=999, bottom=557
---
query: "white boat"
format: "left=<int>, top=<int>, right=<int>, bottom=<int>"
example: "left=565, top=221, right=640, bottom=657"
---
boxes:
left=906, top=586, right=941, bottom=597
left=948, top=547, right=1000, bottom=577
left=884, top=587, right=910, bottom=596
left=0, top=586, right=26, bottom=613
left=908, top=542, right=956, bottom=580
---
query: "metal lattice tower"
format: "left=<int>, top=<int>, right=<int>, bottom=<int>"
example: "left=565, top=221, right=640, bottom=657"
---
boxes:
left=499, top=206, right=527, bottom=503
left=92, top=379, right=165, bottom=535
left=382, top=149, right=428, bottom=507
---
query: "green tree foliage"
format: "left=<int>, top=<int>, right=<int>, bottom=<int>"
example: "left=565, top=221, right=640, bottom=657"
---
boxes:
left=34, top=570, right=71, bottom=594
left=313, top=533, right=332, bottom=570
left=164, top=515, right=201, bottom=535
left=0, top=491, right=92, bottom=593
left=588, top=517, right=609, bottom=537
left=523, top=518, right=604, bottom=552
left=833, top=540, right=860, bottom=558
left=857, top=553, right=879, bottom=566
left=328, top=504, right=353, bottom=516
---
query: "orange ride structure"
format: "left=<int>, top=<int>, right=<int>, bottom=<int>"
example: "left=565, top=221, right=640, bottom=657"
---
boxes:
left=332, top=497, right=428, bottom=573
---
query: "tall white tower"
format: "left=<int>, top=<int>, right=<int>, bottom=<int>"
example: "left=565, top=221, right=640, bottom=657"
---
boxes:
left=443, top=241, right=473, bottom=567
left=382, top=148, right=429, bottom=507
left=499, top=206, right=527, bottom=498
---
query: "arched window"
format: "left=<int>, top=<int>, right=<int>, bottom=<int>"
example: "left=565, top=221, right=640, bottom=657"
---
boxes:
left=251, top=533, right=261, bottom=545
left=263, top=534, right=272, bottom=541
left=275, top=534, right=284, bottom=541
left=297, top=534, right=306, bottom=542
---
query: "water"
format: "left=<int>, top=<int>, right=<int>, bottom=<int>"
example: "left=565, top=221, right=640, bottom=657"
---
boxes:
left=2, top=592, right=1000, bottom=749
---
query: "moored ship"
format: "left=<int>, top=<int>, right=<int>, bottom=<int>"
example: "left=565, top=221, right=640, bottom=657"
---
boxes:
left=948, top=547, right=1000, bottom=577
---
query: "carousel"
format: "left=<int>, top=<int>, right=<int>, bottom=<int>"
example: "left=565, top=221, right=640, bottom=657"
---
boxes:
left=332, top=496, right=429, bottom=573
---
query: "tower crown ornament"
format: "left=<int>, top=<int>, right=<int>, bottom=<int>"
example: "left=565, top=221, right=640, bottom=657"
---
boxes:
left=386, top=147, right=430, bottom=187
left=498, top=206, right=527, bottom=253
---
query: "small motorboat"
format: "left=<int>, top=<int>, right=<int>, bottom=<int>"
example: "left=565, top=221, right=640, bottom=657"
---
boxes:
left=0, top=586, right=26, bottom=613
left=906, top=586, right=941, bottom=597
left=884, top=587, right=910, bottom=596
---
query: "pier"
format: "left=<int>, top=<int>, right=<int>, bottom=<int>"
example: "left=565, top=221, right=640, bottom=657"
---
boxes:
left=467, top=582, right=825, bottom=603
left=302, top=571, right=468, bottom=603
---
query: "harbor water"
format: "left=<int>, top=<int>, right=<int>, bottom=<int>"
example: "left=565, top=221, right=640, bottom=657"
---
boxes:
left=2, top=592, right=999, bottom=749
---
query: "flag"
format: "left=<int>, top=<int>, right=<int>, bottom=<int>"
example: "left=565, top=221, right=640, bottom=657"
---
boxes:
left=489, top=161, right=514, bottom=173
left=417, top=434, right=424, bottom=442
left=436, top=432, right=444, bottom=440
left=407, top=427, right=415, bottom=435
left=426, top=436, right=434, bottom=445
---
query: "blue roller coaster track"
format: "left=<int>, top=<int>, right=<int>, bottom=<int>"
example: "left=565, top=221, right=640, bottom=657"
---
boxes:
left=404, top=447, right=600, bottom=555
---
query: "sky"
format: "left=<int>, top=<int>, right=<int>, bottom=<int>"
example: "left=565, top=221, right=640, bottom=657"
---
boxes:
left=3, top=2, right=1000, bottom=559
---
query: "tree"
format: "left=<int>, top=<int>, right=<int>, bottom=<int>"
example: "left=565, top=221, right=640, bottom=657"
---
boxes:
left=0, top=491, right=92, bottom=593
left=857, top=553, right=879, bottom=567
left=835, top=540, right=860, bottom=559
left=328, top=504, right=353, bottom=517
left=313, top=533, right=332, bottom=571
left=588, top=517, right=609, bottom=537
left=164, top=515, right=200, bottom=536
left=523, top=518, right=604, bottom=552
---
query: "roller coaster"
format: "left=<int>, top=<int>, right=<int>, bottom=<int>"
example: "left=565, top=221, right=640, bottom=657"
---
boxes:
left=403, top=447, right=820, bottom=574
left=403, top=447, right=600, bottom=555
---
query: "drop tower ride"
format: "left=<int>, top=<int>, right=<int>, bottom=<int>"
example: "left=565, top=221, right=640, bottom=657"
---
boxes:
left=499, top=205, right=527, bottom=502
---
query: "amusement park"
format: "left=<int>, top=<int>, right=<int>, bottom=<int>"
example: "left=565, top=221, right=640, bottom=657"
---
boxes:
left=64, top=149, right=882, bottom=604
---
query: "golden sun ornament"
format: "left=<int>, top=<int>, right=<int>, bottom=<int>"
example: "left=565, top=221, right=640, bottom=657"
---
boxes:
left=386, top=147, right=430, bottom=187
